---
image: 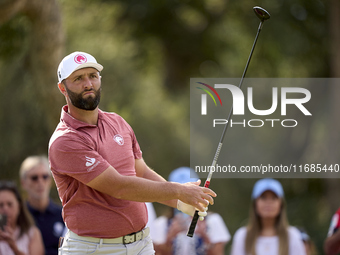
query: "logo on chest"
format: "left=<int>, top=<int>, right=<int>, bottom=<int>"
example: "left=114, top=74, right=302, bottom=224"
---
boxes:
left=113, top=134, right=124, bottom=146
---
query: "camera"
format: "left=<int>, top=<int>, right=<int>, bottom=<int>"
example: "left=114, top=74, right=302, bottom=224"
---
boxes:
left=0, top=214, right=7, bottom=231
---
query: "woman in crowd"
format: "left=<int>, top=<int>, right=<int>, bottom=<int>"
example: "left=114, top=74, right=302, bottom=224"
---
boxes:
left=231, top=178, right=306, bottom=255
left=0, top=181, right=44, bottom=255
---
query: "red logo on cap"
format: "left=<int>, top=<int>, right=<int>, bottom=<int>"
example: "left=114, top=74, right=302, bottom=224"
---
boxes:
left=74, top=54, right=87, bottom=64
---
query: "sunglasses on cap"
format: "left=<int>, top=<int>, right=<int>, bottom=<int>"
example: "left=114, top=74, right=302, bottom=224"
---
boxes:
left=28, top=174, right=50, bottom=182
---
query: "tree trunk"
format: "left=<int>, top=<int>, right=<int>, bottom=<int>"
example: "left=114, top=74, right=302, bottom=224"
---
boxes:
left=0, top=0, right=64, bottom=180
left=0, top=0, right=64, bottom=130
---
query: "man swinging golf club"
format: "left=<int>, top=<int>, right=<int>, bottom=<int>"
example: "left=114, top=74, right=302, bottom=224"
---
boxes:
left=49, top=51, right=216, bottom=255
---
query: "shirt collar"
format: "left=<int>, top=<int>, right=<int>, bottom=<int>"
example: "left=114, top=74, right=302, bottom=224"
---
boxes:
left=61, top=105, right=103, bottom=129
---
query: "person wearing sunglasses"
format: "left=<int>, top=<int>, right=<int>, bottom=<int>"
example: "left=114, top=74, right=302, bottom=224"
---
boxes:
left=20, top=155, right=66, bottom=255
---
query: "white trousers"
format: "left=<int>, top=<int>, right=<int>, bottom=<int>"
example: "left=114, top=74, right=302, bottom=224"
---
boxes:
left=58, top=232, right=155, bottom=255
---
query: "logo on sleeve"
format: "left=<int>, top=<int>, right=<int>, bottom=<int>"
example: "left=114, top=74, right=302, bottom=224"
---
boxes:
left=85, top=156, right=96, bottom=167
left=113, top=134, right=124, bottom=146
left=85, top=156, right=100, bottom=172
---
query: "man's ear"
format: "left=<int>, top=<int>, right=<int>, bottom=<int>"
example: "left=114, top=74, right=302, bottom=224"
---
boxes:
left=58, top=82, right=67, bottom=96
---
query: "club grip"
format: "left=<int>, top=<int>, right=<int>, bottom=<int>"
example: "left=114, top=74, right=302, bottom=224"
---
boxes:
left=187, top=180, right=210, bottom=237
left=187, top=210, right=200, bottom=237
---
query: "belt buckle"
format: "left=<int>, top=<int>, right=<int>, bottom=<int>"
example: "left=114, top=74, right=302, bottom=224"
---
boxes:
left=123, top=233, right=136, bottom=245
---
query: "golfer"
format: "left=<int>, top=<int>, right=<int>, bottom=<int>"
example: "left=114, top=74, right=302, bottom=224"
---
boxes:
left=49, top=51, right=216, bottom=255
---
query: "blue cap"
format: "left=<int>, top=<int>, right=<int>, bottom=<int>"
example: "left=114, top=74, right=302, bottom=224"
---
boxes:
left=168, top=167, right=199, bottom=183
left=300, top=231, right=310, bottom=241
left=251, top=178, right=284, bottom=199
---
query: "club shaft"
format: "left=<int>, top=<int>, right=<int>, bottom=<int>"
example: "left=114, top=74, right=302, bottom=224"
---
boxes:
left=187, top=21, right=264, bottom=238
left=215, top=21, right=264, bottom=147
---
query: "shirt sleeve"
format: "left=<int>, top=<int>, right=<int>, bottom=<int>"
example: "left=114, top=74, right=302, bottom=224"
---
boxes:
left=119, top=115, right=143, bottom=159
left=49, top=131, right=110, bottom=184
left=28, top=226, right=36, bottom=238
left=230, top=227, right=247, bottom=255
left=288, top=227, right=307, bottom=255
left=206, top=213, right=231, bottom=243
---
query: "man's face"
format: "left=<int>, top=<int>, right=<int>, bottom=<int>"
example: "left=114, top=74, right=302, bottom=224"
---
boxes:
left=63, top=68, right=101, bottom=111
left=21, top=163, right=52, bottom=201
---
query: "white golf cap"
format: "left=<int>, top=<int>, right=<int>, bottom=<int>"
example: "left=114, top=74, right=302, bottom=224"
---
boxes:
left=57, top=51, right=103, bottom=83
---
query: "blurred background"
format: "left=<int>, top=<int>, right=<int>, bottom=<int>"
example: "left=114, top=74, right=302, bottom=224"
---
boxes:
left=0, top=0, right=339, bottom=253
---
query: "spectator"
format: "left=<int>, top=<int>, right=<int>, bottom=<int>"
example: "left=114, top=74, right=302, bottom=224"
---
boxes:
left=146, top=202, right=157, bottom=239
left=151, top=167, right=231, bottom=255
left=0, top=180, right=44, bottom=255
left=324, top=207, right=340, bottom=255
left=20, top=155, right=66, bottom=255
left=230, top=178, right=306, bottom=255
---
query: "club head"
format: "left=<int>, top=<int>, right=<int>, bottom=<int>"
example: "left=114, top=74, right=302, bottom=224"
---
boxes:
left=253, top=6, right=270, bottom=21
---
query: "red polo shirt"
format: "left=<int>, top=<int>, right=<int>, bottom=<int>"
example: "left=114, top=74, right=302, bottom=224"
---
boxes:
left=49, top=105, right=147, bottom=238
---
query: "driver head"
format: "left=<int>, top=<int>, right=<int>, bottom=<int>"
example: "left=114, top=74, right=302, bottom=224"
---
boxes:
left=253, top=6, right=270, bottom=21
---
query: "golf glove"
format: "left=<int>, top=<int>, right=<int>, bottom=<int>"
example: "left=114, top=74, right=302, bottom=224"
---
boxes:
left=177, top=200, right=208, bottom=221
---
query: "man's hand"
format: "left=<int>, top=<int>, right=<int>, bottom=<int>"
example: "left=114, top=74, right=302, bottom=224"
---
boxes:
left=176, top=179, right=215, bottom=213
left=177, top=200, right=208, bottom=219
left=176, top=179, right=214, bottom=220
left=0, top=225, right=17, bottom=251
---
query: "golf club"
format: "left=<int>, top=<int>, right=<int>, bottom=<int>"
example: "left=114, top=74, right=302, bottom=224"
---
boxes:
left=187, top=6, right=271, bottom=238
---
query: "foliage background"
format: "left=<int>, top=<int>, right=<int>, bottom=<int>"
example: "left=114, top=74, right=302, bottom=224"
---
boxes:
left=0, top=0, right=339, bottom=253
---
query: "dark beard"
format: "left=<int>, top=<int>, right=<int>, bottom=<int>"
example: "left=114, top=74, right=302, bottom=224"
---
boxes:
left=65, top=85, right=101, bottom=111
